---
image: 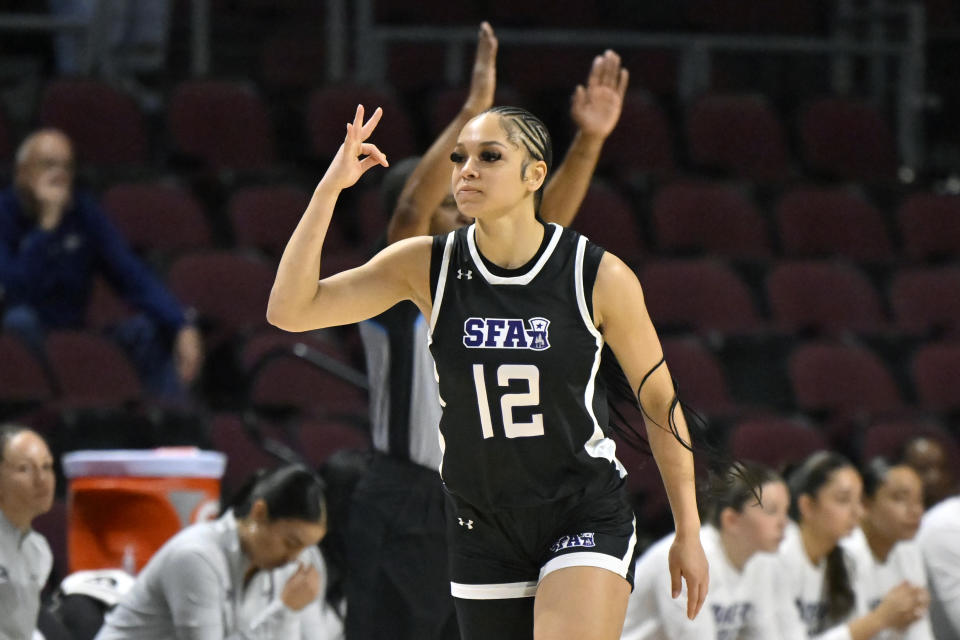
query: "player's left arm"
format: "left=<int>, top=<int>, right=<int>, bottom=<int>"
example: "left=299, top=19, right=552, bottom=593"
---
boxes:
left=593, top=251, right=707, bottom=620
left=540, top=50, right=628, bottom=227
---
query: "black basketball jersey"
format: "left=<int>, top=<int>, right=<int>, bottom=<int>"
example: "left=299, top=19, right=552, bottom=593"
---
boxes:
left=428, top=222, right=627, bottom=511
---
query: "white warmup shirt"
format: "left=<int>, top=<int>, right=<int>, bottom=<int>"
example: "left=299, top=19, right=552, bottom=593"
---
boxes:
left=622, top=526, right=788, bottom=640
left=917, top=496, right=960, bottom=640
left=840, top=527, right=933, bottom=640
left=774, top=524, right=855, bottom=640
left=0, top=510, right=52, bottom=640
left=95, top=511, right=323, bottom=640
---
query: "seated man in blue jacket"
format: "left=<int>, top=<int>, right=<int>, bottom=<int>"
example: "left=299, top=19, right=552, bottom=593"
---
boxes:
left=0, top=128, right=202, bottom=401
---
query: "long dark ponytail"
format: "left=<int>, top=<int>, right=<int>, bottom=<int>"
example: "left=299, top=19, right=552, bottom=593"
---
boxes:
left=787, top=451, right=857, bottom=629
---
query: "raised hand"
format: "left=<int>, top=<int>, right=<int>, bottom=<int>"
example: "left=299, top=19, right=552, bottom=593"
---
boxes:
left=463, top=21, right=498, bottom=115
left=322, top=104, right=389, bottom=191
left=570, top=49, right=629, bottom=140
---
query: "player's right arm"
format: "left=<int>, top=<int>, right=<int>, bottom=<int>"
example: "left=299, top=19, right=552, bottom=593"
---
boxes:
left=268, top=106, right=432, bottom=332
left=387, top=21, right=496, bottom=244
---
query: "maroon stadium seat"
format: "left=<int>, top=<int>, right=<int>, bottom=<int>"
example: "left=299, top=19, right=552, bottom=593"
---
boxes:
left=600, top=90, right=676, bottom=181
left=890, top=267, right=960, bottom=337
left=247, top=351, right=368, bottom=419
left=209, top=412, right=283, bottom=493
left=39, top=78, right=148, bottom=166
left=84, top=277, right=133, bottom=331
left=912, top=342, right=960, bottom=412
left=166, top=251, right=275, bottom=341
left=766, top=261, right=886, bottom=334
left=228, top=185, right=316, bottom=256
left=776, top=187, right=893, bottom=261
left=652, top=181, right=771, bottom=258
left=788, top=342, right=903, bottom=413
left=570, top=180, right=644, bottom=265
left=168, top=80, right=276, bottom=171
left=661, top=337, right=736, bottom=416
left=102, top=182, right=211, bottom=255
left=427, top=86, right=527, bottom=139
left=898, top=192, right=960, bottom=261
left=306, top=85, right=415, bottom=161
left=296, top=418, right=371, bottom=468
left=45, top=331, right=142, bottom=408
left=728, top=416, right=828, bottom=471
left=685, top=93, right=789, bottom=181
left=0, top=334, right=52, bottom=408
left=640, top=259, right=763, bottom=334
left=798, top=97, right=898, bottom=183
left=860, top=418, right=954, bottom=463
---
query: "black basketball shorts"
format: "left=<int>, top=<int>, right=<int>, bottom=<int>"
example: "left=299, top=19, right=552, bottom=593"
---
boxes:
left=445, top=483, right=639, bottom=601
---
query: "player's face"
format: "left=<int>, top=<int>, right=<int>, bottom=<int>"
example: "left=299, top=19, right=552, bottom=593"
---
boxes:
left=863, top=465, right=924, bottom=541
left=0, top=431, right=56, bottom=524
left=902, top=438, right=954, bottom=508
left=804, top=467, right=864, bottom=543
left=450, top=113, right=543, bottom=220
left=246, top=515, right=326, bottom=570
left=736, top=481, right=790, bottom=553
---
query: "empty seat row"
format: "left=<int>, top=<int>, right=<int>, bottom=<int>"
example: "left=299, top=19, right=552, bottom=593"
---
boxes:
left=22, top=77, right=903, bottom=185
left=91, top=176, right=960, bottom=271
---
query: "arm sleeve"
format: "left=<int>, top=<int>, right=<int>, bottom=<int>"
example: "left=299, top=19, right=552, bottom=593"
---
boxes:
left=81, top=197, right=186, bottom=329
left=160, top=548, right=226, bottom=640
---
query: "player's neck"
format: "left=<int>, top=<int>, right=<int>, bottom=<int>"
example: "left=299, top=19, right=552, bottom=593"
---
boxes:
left=719, top=528, right=752, bottom=572
left=861, top=520, right=894, bottom=562
left=473, top=210, right=544, bottom=269
left=799, top=524, right=836, bottom=566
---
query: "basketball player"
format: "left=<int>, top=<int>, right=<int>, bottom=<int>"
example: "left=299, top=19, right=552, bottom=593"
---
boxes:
left=776, top=451, right=926, bottom=640
left=841, top=458, right=932, bottom=640
left=346, top=22, right=630, bottom=640
left=623, top=463, right=790, bottom=639
left=268, top=104, right=708, bottom=639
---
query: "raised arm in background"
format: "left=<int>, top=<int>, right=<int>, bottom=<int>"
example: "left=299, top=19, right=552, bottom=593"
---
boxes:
left=541, top=49, right=628, bottom=226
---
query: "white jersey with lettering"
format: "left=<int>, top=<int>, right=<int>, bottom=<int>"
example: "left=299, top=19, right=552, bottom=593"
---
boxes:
left=623, top=526, right=788, bottom=640
left=840, top=527, right=933, bottom=640
left=428, top=222, right=627, bottom=511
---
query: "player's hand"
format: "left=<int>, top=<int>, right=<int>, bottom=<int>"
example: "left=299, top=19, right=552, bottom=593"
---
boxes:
left=876, top=582, right=928, bottom=630
left=281, top=562, right=321, bottom=611
left=668, top=532, right=709, bottom=620
left=174, top=325, right=203, bottom=384
left=321, top=104, right=389, bottom=191
left=570, top=49, right=629, bottom=140
left=33, top=174, right=71, bottom=230
left=463, top=21, right=498, bottom=115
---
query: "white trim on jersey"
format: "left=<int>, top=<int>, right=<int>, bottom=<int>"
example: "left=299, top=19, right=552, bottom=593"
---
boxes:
left=539, top=517, right=638, bottom=583
left=450, top=580, right=538, bottom=600
left=466, top=222, right=562, bottom=285
left=429, top=231, right=456, bottom=333
left=574, top=236, right=627, bottom=478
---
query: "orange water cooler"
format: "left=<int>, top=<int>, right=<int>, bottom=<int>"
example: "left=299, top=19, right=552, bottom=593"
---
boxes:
left=63, top=448, right=227, bottom=574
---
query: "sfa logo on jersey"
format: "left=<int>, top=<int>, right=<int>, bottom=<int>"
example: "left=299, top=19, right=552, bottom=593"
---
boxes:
left=550, top=532, right=596, bottom=553
left=462, top=317, right=551, bottom=350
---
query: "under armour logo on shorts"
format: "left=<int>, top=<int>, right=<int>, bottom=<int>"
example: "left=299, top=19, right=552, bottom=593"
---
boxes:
left=458, top=517, right=474, bottom=529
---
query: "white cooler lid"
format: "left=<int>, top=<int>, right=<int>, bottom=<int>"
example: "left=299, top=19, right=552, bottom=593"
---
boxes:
left=63, top=448, right=227, bottom=479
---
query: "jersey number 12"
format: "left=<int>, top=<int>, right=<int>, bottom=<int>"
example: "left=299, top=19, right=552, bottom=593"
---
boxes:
left=472, top=364, right=544, bottom=439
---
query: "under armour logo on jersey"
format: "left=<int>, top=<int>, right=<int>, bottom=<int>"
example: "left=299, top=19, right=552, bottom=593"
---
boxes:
left=458, top=517, right=474, bottom=530
left=462, top=317, right=551, bottom=350
left=457, top=269, right=473, bottom=280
